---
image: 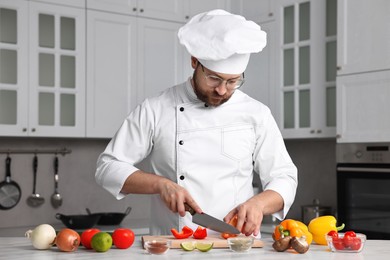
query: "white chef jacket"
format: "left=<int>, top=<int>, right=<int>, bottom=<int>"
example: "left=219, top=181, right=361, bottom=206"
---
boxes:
left=96, top=78, right=298, bottom=235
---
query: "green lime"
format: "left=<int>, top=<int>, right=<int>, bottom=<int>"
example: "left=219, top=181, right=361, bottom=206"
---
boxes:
left=195, top=242, right=213, bottom=252
left=180, top=241, right=195, bottom=251
left=91, top=232, right=112, bottom=252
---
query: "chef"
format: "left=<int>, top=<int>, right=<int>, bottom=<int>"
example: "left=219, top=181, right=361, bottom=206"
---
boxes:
left=95, top=9, right=298, bottom=237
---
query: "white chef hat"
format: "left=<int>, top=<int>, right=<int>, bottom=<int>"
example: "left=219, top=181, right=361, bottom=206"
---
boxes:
left=178, top=9, right=267, bottom=74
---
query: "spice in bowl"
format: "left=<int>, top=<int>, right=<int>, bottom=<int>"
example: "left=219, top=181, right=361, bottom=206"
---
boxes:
left=227, top=236, right=254, bottom=252
left=144, top=240, right=171, bottom=255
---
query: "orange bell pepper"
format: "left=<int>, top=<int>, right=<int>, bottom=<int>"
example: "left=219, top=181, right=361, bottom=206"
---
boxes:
left=221, top=215, right=238, bottom=239
left=273, top=219, right=313, bottom=245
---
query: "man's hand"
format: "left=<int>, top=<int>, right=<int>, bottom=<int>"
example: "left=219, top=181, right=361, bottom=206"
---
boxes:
left=224, top=190, right=284, bottom=236
left=157, top=178, right=202, bottom=217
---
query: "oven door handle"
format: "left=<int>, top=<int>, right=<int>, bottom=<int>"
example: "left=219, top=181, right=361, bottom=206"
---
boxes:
left=337, top=167, right=390, bottom=173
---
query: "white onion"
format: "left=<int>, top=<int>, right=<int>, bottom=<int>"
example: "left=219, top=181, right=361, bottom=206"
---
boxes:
left=25, top=224, right=56, bottom=250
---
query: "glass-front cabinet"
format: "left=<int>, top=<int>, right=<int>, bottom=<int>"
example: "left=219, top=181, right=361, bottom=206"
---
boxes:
left=274, top=0, right=337, bottom=138
left=0, top=0, right=85, bottom=137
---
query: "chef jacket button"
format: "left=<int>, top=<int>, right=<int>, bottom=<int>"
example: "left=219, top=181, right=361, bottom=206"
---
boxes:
left=179, top=175, right=185, bottom=180
left=179, top=107, right=184, bottom=112
left=204, top=103, right=209, bottom=107
left=179, top=140, right=184, bottom=145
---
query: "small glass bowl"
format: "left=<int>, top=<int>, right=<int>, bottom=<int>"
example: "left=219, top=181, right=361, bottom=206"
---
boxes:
left=144, top=240, right=171, bottom=255
left=227, top=236, right=254, bottom=252
left=326, top=232, right=366, bottom=253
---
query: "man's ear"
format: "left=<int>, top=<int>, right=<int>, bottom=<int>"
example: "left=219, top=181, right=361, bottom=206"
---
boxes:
left=191, top=56, right=198, bottom=69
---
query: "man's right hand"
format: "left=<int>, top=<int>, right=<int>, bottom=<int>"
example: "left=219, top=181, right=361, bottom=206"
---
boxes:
left=157, top=178, right=202, bottom=217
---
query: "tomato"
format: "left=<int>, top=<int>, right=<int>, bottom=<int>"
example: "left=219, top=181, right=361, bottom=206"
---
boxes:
left=327, top=230, right=338, bottom=238
left=112, top=228, right=135, bottom=249
left=193, top=226, right=207, bottom=239
left=332, top=237, right=345, bottom=250
left=81, top=228, right=101, bottom=249
left=350, top=237, right=362, bottom=250
left=171, top=226, right=193, bottom=239
left=343, top=231, right=357, bottom=248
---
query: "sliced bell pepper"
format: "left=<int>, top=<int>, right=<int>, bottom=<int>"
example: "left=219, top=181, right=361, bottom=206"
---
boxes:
left=171, top=226, right=194, bottom=239
left=308, top=216, right=345, bottom=245
left=193, top=226, right=207, bottom=239
left=221, top=215, right=238, bottom=239
left=273, top=219, right=313, bottom=245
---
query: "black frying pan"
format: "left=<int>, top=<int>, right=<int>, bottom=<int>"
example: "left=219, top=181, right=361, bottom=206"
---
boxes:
left=0, top=156, right=22, bottom=210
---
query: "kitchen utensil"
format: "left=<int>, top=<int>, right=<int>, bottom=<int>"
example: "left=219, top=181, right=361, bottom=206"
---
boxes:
left=55, top=213, right=101, bottom=229
left=0, top=156, right=21, bottom=210
left=142, top=235, right=264, bottom=249
left=26, top=155, right=45, bottom=207
left=86, top=206, right=132, bottom=225
left=301, top=199, right=332, bottom=225
left=50, top=156, right=62, bottom=208
left=184, top=203, right=240, bottom=234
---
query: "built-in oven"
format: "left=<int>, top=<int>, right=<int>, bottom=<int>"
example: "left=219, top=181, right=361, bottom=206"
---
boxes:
left=337, top=143, right=390, bottom=239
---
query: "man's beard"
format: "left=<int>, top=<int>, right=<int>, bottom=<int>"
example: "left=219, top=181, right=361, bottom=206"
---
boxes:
left=192, top=72, right=233, bottom=107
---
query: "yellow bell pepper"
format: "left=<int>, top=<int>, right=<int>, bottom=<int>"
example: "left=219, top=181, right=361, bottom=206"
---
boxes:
left=273, top=219, right=313, bottom=245
left=308, top=216, right=345, bottom=245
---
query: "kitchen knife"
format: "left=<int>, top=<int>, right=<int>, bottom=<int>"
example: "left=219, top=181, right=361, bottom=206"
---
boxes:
left=184, top=203, right=240, bottom=234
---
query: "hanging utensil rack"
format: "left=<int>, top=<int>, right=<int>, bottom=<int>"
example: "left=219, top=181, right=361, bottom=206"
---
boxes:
left=0, top=148, right=71, bottom=156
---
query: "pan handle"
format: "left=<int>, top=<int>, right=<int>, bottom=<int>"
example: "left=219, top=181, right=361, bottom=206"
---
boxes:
left=124, top=206, right=132, bottom=216
left=5, top=156, right=11, bottom=182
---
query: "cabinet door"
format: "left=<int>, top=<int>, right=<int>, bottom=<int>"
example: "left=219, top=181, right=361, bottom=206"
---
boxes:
left=0, top=0, right=28, bottom=136
left=231, top=0, right=274, bottom=23
left=137, top=18, right=186, bottom=101
left=275, top=0, right=337, bottom=139
left=241, top=21, right=274, bottom=109
left=139, top=0, right=186, bottom=22
left=336, top=71, right=390, bottom=143
left=184, top=0, right=231, bottom=20
left=29, top=2, right=85, bottom=137
left=86, top=10, right=137, bottom=138
left=337, top=0, right=390, bottom=75
left=29, top=0, right=86, bottom=8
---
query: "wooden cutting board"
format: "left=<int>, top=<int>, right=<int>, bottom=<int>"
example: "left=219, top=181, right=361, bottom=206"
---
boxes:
left=141, top=235, right=264, bottom=249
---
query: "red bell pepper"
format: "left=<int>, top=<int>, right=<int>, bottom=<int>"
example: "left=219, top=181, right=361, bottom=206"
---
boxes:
left=171, top=226, right=193, bottom=239
left=193, top=226, right=207, bottom=239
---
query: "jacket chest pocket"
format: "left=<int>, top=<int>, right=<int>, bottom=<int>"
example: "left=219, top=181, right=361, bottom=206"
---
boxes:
left=221, top=125, right=255, bottom=161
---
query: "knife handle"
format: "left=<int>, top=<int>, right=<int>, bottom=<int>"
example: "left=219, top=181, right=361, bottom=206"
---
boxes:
left=184, top=203, right=196, bottom=215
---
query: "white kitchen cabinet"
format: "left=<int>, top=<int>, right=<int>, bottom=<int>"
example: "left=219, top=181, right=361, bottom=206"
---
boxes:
left=0, top=0, right=85, bottom=137
left=273, top=0, right=337, bottom=139
left=86, top=10, right=186, bottom=138
left=240, top=21, right=274, bottom=109
left=29, top=0, right=85, bottom=8
left=231, top=0, right=275, bottom=23
left=0, top=0, right=28, bottom=136
left=86, top=10, right=137, bottom=138
left=28, top=2, right=85, bottom=137
left=184, top=0, right=231, bottom=20
left=86, top=0, right=186, bottom=22
left=336, top=70, right=390, bottom=143
left=337, top=0, right=390, bottom=75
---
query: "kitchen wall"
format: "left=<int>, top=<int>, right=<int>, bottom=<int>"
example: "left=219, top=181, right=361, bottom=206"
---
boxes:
left=0, top=137, right=336, bottom=230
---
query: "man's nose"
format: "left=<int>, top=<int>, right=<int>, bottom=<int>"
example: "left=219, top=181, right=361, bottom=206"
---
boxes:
left=214, top=82, right=228, bottom=95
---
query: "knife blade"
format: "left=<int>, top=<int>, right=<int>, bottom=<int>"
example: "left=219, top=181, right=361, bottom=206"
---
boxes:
left=184, top=203, right=240, bottom=234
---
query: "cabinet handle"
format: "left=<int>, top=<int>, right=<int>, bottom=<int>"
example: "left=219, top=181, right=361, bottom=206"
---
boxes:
left=31, top=128, right=36, bottom=132
left=140, top=8, right=144, bottom=13
left=336, top=66, right=341, bottom=70
left=310, top=129, right=315, bottom=134
left=316, top=129, right=322, bottom=134
left=336, top=134, right=341, bottom=139
left=22, top=128, right=27, bottom=132
left=185, top=15, right=189, bottom=19
left=133, top=7, right=137, bottom=12
left=269, top=12, right=273, bottom=17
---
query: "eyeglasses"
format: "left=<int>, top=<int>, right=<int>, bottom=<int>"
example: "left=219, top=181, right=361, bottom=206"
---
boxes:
left=199, top=64, right=245, bottom=90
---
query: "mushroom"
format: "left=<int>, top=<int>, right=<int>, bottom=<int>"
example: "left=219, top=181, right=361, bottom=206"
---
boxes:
left=272, top=236, right=292, bottom=252
left=290, top=236, right=310, bottom=254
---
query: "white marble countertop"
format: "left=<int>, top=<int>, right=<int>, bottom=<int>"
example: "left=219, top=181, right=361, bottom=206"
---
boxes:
left=2, top=236, right=390, bottom=260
